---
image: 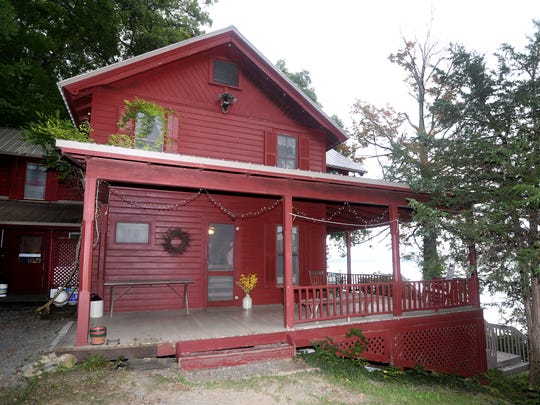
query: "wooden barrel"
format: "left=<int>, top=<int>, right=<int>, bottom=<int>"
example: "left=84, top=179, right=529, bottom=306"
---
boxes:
left=89, top=326, right=107, bottom=345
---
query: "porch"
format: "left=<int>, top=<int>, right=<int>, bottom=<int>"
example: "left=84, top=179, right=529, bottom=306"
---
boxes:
left=52, top=277, right=486, bottom=377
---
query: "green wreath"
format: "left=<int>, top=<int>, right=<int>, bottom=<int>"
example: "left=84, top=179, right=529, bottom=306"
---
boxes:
left=161, top=228, right=191, bottom=255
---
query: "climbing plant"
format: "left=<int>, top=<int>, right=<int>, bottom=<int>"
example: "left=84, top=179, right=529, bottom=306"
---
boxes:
left=108, top=98, right=175, bottom=151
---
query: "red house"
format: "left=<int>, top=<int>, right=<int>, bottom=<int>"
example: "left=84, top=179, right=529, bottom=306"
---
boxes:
left=0, top=127, right=82, bottom=298
left=56, top=27, right=486, bottom=376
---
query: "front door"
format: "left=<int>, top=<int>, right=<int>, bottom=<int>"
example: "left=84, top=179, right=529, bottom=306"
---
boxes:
left=207, top=223, right=235, bottom=305
left=1, top=229, right=49, bottom=294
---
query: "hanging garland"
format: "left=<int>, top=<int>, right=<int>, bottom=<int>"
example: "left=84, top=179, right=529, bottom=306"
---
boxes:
left=161, top=228, right=191, bottom=255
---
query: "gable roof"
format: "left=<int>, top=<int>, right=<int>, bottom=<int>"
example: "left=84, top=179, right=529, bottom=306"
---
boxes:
left=326, top=149, right=367, bottom=176
left=0, top=127, right=43, bottom=157
left=58, top=26, right=347, bottom=149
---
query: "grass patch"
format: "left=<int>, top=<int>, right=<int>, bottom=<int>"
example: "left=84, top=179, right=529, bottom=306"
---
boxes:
left=299, top=332, right=538, bottom=405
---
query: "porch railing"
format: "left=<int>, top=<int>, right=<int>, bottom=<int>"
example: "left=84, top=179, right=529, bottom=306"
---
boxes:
left=293, top=275, right=475, bottom=323
left=485, top=322, right=529, bottom=369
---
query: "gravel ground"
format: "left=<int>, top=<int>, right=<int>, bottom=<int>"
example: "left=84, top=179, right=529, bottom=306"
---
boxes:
left=0, top=303, right=365, bottom=404
left=0, top=302, right=75, bottom=388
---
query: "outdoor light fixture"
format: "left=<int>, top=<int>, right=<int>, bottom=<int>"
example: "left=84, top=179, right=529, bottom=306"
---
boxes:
left=218, top=92, right=237, bottom=113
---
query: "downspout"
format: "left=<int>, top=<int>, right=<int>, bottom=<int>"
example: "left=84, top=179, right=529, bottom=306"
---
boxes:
left=282, top=193, right=294, bottom=329
left=75, top=168, right=98, bottom=346
left=390, top=204, right=403, bottom=316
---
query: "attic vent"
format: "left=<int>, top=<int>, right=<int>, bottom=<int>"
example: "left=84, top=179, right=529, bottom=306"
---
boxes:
left=213, top=59, right=239, bottom=87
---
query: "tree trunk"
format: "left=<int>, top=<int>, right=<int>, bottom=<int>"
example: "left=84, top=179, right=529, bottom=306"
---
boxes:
left=422, top=231, right=442, bottom=280
left=525, top=276, right=540, bottom=388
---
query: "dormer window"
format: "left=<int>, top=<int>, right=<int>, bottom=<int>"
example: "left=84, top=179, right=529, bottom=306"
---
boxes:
left=213, top=59, right=239, bottom=87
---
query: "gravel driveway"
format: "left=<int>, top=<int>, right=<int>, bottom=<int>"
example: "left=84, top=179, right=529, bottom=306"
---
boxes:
left=0, top=302, right=75, bottom=387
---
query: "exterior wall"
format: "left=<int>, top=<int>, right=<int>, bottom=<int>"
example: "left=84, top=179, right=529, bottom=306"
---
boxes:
left=96, top=186, right=327, bottom=312
left=87, top=47, right=326, bottom=171
left=0, top=152, right=82, bottom=295
left=0, top=154, right=81, bottom=202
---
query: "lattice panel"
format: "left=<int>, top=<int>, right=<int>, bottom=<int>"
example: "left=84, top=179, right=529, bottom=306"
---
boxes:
left=52, top=238, right=79, bottom=288
left=396, top=322, right=478, bottom=373
left=338, top=334, right=386, bottom=357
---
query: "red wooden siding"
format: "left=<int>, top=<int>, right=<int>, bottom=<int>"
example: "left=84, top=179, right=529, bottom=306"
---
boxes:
left=98, top=187, right=327, bottom=312
left=0, top=156, right=12, bottom=196
left=87, top=46, right=326, bottom=171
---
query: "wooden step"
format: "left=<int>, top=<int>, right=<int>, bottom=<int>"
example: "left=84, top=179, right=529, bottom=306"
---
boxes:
left=177, top=343, right=295, bottom=370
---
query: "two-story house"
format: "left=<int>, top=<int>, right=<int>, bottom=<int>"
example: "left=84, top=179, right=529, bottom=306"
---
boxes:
left=54, top=27, right=486, bottom=377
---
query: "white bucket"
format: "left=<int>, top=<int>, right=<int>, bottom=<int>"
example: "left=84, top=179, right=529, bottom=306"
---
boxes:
left=90, top=300, right=104, bottom=318
left=0, top=284, right=7, bottom=297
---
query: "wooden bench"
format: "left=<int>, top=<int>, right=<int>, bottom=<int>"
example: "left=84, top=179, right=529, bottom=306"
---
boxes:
left=103, top=279, right=194, bottom=317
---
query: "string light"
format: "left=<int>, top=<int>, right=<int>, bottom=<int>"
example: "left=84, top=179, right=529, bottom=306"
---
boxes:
left=204, top=190, right=282, bottom=220
left=291, top=202, right=398, bottom=228
left=110, top=188, right=203, bottom=210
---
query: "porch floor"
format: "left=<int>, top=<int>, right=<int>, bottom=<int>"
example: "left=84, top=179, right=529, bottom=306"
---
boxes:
left=52, top=304, right=475, bottom=352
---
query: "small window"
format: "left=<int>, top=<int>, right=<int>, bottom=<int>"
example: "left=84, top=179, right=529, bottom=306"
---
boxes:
left=115, top=222, right=149, bottom=244
left=213, top=59, right=239, bottom=87
left=19, top=235, right=42, bottom=264
left=24, top=163, right=46, bottom=200
left=277, top=135, right=298, bottom=169
left=135, top=112, right=163, bottom=152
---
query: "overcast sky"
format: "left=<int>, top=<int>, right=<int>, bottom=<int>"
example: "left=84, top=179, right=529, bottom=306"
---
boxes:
left=209, top=0, right=539, bottom=133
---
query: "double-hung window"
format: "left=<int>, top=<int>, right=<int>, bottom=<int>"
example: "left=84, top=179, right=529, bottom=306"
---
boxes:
left=276, top=225, right=299, bottom=286
left=277, top=135, right=298, bottom=169
left=135, top=112, right=163, bottom=152
left=24, top=163, right=46, bottom=200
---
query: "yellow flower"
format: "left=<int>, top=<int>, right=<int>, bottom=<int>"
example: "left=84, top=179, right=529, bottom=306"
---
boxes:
left=237, top=273, right=258, bottom=295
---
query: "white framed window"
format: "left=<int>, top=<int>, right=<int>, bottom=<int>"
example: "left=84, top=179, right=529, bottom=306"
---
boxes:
left=135, top=112, right=164, bottom=152
left=24, top=163, right=46, bottom=200
left=276, top=225, right=299, bottom=286
left=277, top=135, right=298, bottom=169
left=115, top=222, right=150, bottom=244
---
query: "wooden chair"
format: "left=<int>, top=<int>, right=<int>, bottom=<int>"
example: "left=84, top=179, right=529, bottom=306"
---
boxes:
left=304, top=270, right=334, bottom=318
left=309, top=270, right=327, bottom=286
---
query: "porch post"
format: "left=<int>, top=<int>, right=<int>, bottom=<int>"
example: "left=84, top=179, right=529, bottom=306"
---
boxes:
left=282, top=193, right=294, bottom=329
left=75, top=171, right=98, bottom=346
left=389, top=204, right=403, bottom=316
left=346, top=231, right=352, bottom=284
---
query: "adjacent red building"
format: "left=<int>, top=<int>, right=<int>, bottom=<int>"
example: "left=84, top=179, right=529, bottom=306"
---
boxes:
left=55, top=27, right=486, bottom=376
left=0, top=127, right=82, bottom=297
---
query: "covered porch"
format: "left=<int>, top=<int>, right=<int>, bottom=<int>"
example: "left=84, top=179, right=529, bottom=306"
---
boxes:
left=55, top=140, right=487, bottom=376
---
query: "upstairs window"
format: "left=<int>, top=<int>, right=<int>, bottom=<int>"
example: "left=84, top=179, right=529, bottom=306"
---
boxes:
left=277, top=135, right=298, bottom=169
left=135, top=112, right=163, bottom=152
left=213, top=59, right=239, bottom=87
left=24, top=163, right=46, bottom=200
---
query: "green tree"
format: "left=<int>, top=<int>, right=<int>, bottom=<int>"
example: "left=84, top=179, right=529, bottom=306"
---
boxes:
left=0, top=0, right=214, bottom=128
left=420, top=21, right=540, bottom=386
left=350, top=34, right=451, bottom=279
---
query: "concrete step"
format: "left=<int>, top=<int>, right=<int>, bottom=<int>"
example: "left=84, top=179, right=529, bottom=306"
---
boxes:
left=496, top=351, right=522, bottom=368
left=177, top=343, right=295, bottom=370
left=498, top=360, right=529, bottom=375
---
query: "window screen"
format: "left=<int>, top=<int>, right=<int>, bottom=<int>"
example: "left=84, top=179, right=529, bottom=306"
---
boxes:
left=213, top=59, right=239, bottom=87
